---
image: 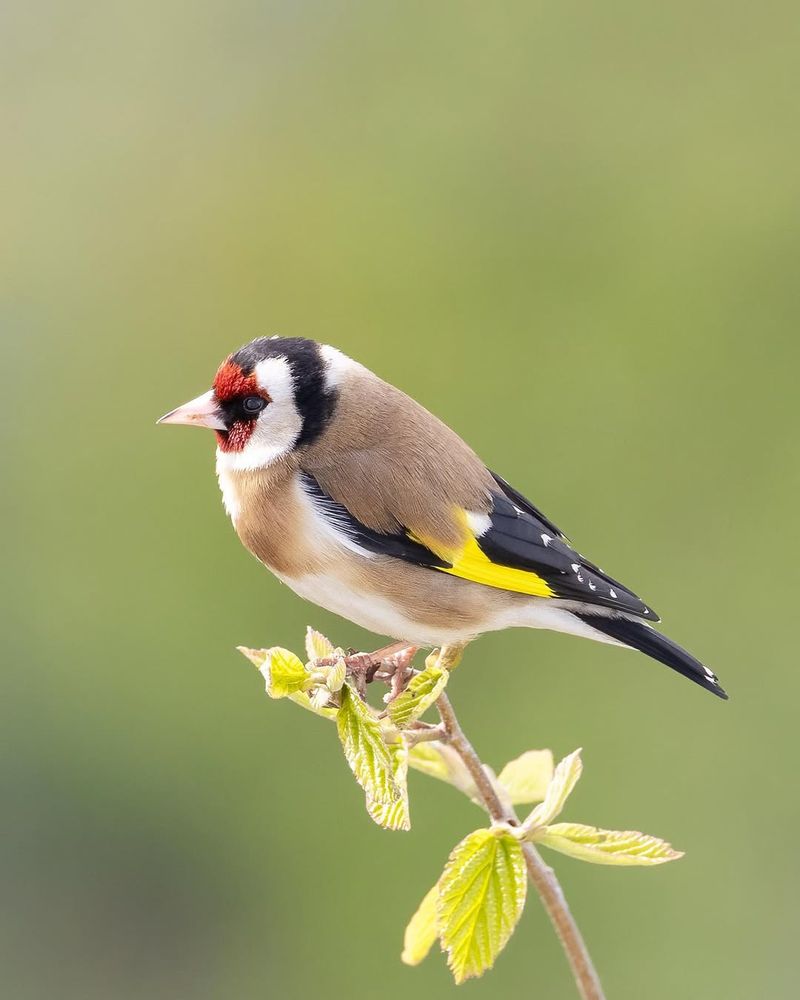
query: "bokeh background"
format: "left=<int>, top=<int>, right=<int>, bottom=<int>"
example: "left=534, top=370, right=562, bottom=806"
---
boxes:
left=3, top=3, right=798, bottom=998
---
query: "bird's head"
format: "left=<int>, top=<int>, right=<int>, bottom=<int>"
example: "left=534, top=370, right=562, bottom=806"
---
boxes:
left=158, top=336, right=343, bottom=470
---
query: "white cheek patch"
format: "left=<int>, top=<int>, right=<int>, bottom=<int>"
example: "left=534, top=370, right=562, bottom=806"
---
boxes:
left=253, top=355, right=294, bottom=399
left=216, top=356, right=304, bottom=472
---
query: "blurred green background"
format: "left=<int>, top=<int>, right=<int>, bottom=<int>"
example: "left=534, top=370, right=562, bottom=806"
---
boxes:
left=3, top=2, right=798, bottom=998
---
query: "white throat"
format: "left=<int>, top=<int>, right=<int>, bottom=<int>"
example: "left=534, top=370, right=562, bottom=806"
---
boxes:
left=216, top=463, right=242, bottom=522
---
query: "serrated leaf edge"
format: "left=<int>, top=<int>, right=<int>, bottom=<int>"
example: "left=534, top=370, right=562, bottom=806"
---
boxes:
left=337, top=682, right=402, bottom=808
left=534, top=822, right=684, bottom=865
left=437, top=829, right=527, bottom=984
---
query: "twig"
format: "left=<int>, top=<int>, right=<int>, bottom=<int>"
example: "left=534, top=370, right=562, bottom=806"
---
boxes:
left=343, top=640, right=604, bottom=997
left=436, top=691, right=605, bottom=1000
left=436, top=693, right=513, bottom=822
left=404, top=723, right=448, bottom=746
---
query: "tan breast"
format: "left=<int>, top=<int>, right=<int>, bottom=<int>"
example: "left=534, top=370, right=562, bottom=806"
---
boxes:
left=219, top=458, right=331, bottom=577
left=214, top=359, right=512, bottom=642
left=217, top=457, right=535, bottom=645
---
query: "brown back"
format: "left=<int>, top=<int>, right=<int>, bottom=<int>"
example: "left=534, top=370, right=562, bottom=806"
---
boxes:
left=300, top=364, right=494, bottom=548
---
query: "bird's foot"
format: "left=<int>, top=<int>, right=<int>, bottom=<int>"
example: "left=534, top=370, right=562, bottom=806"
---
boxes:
left=342, top=642, right=418, bottom=700
left=435, top=643, right=467, bottom=671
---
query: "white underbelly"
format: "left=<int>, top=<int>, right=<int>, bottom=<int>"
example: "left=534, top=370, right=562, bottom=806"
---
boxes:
left=220, top=465, right=627, bottom=651
left=274, top=570, right=454, bottom=644
left=273, top=568, right=625, bottom=649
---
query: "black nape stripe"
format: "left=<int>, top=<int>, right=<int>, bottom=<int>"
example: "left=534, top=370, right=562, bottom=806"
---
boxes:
left=230, top=336, right=338, bottom=447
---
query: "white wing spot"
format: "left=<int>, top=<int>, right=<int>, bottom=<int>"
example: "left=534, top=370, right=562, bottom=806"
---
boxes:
left=609, top=588, right=618, bottom=599
left=588, top=581, right=597, bottom=591
left=466, top=511, right=492, bottom=538
left=571, top=563, right=581, bottom=573
left=541, top=533, right=552, bottom=547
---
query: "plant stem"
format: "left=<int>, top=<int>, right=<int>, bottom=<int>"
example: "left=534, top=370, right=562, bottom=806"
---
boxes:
left=404, top=723, right=448, bottom=745
left=436, top=691, right=605, bottom=1000
left=436, top=692, right=513, bottom=822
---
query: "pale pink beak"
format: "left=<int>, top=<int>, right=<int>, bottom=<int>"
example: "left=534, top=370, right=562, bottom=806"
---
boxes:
left=157, top=390, right=226, bottom=431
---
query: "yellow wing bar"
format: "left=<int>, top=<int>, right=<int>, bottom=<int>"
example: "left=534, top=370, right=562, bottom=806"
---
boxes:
left=439, top=532, right=555, bottom=598
left=412, top=511, right=556, bottom=599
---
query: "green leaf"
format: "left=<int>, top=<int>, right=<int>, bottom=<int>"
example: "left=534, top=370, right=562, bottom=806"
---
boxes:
left=535, top=823, right=684, bottom=866
left=497, top=750, right=554, bottom=805
left=407, top=741, right=477, bottom=799
left=237, top=646, right=269, bottom=669
left=401, top=883, right=439, bottom=966
left=368, top=738, right=410, bottom=831
left=239, top=646, right=310, bottom=699
left=522, top=748, right=583, bottom=833
left=309, top=687, right=333, bottom=711
left=337, top=682, right=402, bottom=811
left=326, top=656, right=347, bottom=693
left=388, top=660, right=449, bottom=728
left=407, top=741, right=449, bottom=782
left=305, top=626, right=334, bottom=661
left=438, top=829, right=527, bottom=984
left=287, top=690, right=338, bottom=720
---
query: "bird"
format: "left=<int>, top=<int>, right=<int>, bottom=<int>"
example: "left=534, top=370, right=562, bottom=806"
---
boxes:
left=158, top=336, right=727, bottom=699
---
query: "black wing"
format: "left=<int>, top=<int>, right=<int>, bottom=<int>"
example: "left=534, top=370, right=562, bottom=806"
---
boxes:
left=302, top=471, right=658, bottom=622
left=486, top=473, right=659, bottom=621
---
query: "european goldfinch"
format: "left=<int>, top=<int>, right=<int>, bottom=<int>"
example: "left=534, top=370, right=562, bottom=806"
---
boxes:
left=159, top=336, right=727, bottom=699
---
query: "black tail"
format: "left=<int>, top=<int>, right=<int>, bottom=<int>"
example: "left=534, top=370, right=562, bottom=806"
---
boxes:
left=575, top=613, right=728, bottom=700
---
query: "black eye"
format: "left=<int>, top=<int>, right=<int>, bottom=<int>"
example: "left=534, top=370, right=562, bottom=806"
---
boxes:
left=241, top=395, right=266, bottom=415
